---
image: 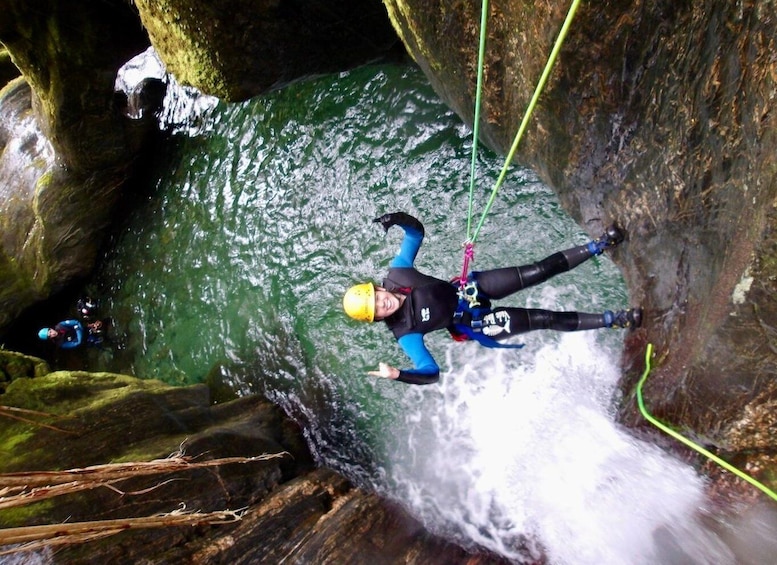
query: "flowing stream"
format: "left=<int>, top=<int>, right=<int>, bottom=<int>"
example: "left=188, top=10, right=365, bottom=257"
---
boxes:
left=87, top=51, right=777, bottom=564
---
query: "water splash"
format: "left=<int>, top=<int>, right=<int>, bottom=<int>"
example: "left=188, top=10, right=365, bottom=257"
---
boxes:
left=386, top=332, right=739, bottom=564
left=115, top=47, right=219, bottom=133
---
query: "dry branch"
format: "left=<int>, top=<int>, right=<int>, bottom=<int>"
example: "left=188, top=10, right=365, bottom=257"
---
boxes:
left=0, top=452, right=288, bottom=488
left=0, top=509, right=242, bottom=555
left=0, top=451, right=288, bottom=510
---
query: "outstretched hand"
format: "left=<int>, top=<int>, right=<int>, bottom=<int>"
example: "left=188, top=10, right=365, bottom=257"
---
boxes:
left=372, top=213, right=396, bottom=233
left=367, top=362, right=399, bottom=380
left=372, top=212, right=424, bottom=237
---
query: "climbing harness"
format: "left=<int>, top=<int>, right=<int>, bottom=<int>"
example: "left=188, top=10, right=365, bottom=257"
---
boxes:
left=638, top=343, right=777, bottom=503
left=459, top=0, right=583, bottom=300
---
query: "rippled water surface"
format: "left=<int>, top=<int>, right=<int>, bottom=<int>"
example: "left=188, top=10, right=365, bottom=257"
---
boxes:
left=87, top=60, right=774, bottom=564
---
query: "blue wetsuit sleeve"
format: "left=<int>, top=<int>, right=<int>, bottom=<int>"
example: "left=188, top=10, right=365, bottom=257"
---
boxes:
left=388, top=216, right=425, bottom=269
left=395, top=333, right=440, bottom=385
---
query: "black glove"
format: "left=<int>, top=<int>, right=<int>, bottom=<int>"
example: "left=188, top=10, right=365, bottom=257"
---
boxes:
left=372, top=212, right=399, bottom=232
left=372, top=212, right=424, bottom=235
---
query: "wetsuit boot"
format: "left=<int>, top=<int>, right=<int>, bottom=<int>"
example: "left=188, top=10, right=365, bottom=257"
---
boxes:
left=558, top=223, right=626, bottom=271
left=587, top=223, right=626, bottom=256
left=604, top=308, right=643, bottom=329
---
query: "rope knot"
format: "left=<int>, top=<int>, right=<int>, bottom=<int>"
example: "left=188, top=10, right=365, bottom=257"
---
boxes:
left=459, top=242, right=475, bottom=288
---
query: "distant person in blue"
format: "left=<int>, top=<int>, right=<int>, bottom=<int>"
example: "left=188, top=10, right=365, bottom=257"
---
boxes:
left=342, top=212, right=642, bottom=385
left=38, top=296, right=108, bottom=349
left=38, top=320, right=84, bottom=349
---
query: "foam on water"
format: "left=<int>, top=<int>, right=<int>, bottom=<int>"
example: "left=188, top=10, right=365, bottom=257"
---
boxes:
left=386, top=331, right=742, bottom=564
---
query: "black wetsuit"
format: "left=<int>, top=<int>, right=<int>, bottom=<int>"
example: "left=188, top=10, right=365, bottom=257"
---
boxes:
left=378, top=213, right=608, bottom=385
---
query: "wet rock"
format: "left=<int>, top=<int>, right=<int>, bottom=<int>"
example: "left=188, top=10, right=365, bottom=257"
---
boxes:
left=124, top=77, right=167, bottom=120
left=133, top=0, right=401, bottom=101
left=0, top=354, right=510, bottom=564
left=0, top=1, right=160, bottom=330
left=0, top=0, right=150, bottom=171
left=0, top=79, right=141, bottom=330
left=0, top=47, right=20, bottom=89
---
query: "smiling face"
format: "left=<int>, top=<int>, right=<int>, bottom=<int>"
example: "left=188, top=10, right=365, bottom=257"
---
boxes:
left=373, top=288, right=404, bottom=320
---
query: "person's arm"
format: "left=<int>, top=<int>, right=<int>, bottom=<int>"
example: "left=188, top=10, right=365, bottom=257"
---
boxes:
left=396, top=333, right=440, bottom=384
left=373, top=212, right=425, bottom=268
left=367, top=333, right=440, bottom=385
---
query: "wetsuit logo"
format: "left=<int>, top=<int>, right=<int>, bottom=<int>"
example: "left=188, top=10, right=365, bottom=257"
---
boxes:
left=421, top=307, right=431, bottom=322
left=481, top=311, right=511, bottom=337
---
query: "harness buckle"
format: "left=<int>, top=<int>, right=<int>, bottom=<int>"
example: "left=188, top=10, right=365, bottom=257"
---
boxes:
left=457, top=280, right=480, bottom=308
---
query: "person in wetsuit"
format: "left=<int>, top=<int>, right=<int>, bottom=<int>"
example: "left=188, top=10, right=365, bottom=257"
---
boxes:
left=38, top=320, right=84, bottom=349
left=75, top=296, right=109, bottom=347
left=342, top=212, right=642, bottom=385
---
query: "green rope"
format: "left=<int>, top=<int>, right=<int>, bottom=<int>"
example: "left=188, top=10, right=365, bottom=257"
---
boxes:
left=637, top=343, right=777, bottom=503
left=469, top=0, right=583, bottom=245
left=465, top=0, right=490, bottom=243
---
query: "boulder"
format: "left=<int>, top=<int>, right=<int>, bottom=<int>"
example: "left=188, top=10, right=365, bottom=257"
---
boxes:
left=0, top=353, right=510, bottom=563
left=0, top=0, right=160, bottom=330
left=133, top=0, right=401, bottom=101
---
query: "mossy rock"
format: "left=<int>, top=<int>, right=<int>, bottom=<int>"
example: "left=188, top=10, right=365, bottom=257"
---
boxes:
left=0, top=349, right=49, bottom=393
left=0, top=371, right=187, bottom=473
left=0, top=366, right=313, bottom=531
left=134, top=0, right=399, bottom=101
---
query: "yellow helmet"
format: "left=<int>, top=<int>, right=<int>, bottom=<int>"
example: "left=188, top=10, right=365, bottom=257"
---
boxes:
left=343, top=282, right=375, bottom=322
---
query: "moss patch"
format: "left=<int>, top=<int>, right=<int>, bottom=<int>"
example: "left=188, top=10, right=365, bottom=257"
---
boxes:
left=0, top=499, right=55, bottom=528
left=0, top=370, right=182, bottom=471
left=3, top=371, right=165, bottom=416
left=0, top=422, right=34, bottom=464
left=0, top=349, right=50, bottom=393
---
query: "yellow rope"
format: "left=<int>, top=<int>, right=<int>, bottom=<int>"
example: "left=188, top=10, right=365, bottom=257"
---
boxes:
left=637, top=343, right=777, bottom=502
left=469, top=0, right=583, bottom=244
left=465, top=0, right=490, bottom=242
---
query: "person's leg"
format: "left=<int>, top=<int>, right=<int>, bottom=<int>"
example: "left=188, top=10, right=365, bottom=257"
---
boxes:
left=473, top=224, right=625, bottom=299
left=476, top=306, right=641, bottom=339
